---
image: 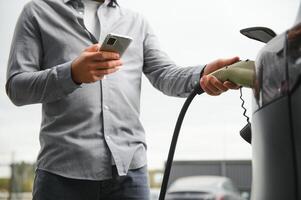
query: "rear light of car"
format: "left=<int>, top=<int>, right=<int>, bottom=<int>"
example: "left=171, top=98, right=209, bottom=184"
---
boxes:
left=216, top=195, right=224, bottom=200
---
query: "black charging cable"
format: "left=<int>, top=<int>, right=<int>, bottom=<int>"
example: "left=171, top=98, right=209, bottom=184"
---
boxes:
left=239, top=88, right=252, bottom=144
left=158, top=84, right=252, bottom=199
left=158, top=84, right=203, bottom=200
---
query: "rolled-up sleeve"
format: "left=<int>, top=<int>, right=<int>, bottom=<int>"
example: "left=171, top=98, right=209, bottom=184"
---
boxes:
left=142, top=18, right=204, bottom=97
left=6, top=3, right=80, bottom=106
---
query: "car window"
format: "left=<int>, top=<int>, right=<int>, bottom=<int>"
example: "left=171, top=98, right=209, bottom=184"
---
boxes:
left=253, top=22, right=301, bottom=111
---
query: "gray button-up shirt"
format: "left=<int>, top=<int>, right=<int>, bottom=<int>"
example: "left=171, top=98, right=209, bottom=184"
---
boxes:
left=6, top=0, right=204, bottom=180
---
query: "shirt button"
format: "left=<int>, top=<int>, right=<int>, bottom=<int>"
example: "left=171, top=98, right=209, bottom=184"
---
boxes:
left=79, top=11, right=84, bottom=15
left=106, top=136, right=111, bottom=140
left=104, top=105, right=109, bottom=110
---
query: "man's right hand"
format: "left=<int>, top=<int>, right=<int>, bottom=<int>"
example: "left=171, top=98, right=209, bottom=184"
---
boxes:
left=71, top=44, right=122, bottom=84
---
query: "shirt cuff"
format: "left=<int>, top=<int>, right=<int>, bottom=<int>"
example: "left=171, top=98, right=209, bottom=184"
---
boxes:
left=190, top=65, right=205, bottom=91
left=56, top=61, right=81, bottom=95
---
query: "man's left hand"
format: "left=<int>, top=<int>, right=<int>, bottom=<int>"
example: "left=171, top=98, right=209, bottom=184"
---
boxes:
left=200, top=57, right=240, bottom=96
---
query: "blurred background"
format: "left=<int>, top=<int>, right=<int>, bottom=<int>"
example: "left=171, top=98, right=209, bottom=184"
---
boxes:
left=0, top=0, right=299, bottom=199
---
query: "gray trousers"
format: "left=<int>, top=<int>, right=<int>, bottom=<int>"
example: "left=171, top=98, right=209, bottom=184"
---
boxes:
left=32, top=165, right=150, bottom=200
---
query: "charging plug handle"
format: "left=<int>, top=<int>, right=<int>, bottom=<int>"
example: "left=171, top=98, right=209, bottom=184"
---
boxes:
left=209, top=60, right=255, bottom=88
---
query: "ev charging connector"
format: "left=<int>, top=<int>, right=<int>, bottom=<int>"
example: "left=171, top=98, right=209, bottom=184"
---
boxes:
left=209, top=60, right=255, bottom=88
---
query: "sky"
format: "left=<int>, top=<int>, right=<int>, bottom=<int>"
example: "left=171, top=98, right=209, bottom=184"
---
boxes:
left=0, top=0, right=299, bottom=177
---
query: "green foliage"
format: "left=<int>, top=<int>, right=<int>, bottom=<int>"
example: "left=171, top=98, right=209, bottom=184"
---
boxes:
left=0, top=178, right=9, bottom=192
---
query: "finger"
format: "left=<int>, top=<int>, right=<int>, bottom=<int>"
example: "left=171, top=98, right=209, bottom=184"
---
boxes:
left=92, top=60, right=122, bottom=70
left=84, top=44, right=100, bottom=52
left=205, top=76, right=226, bottom=94
left=93, top=51, right=120, bottom=61
left=92, top=75, right=104, bottom=82
left=200, top=78, right=215, bottom=95
left=217, top=56, right=240, bottom=67
left=87, top=60, right=122, bottom=71
left=92, top=66, right=121, bottom=76
left=224, top=81, right=240, bottom=89
left=204, top=56, right=240, bottom=75
left=208, top=76, right=228, bottom=92
left=84, top=51, right=120, bottom=62
left=201, top=76, right=221, bottom=96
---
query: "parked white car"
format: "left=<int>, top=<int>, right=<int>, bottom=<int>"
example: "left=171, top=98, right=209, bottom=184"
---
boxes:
left=165, top=176, right=243, bottom=200
left=150, top=188, right=160, bottom=200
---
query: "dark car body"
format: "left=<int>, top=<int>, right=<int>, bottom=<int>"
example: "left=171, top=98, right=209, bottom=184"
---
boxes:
left=250, top=3, right=301, bottom=200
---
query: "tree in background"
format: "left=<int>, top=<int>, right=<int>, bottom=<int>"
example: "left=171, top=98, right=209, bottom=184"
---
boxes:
left=9, top=162, right=35, bottom=194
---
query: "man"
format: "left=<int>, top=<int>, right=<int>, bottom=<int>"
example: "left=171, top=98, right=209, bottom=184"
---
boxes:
left=6, top=0, right=239, bottom=199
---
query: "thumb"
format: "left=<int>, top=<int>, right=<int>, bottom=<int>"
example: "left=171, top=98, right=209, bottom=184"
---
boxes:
left=204, top=56, right=240, bottom=75
left=84, top=44, right=100, bottom=52
left=219, top=56, right=240, bottom=66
